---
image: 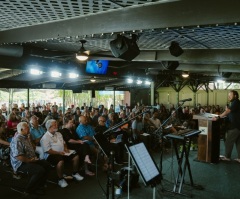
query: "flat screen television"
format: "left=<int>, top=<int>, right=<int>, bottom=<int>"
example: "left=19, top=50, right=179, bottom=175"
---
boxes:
left=85, top=60, right=109, bottom=75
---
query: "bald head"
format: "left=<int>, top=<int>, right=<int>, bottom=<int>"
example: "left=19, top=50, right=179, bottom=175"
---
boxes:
left=79, top=115, right=87, bottom=125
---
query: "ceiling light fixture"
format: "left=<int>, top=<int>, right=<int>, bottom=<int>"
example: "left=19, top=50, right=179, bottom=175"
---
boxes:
left=145, top=80, right=151, bottom=85
left=127, top=78, right=133, bottom=83
left=30, top=69, right=43, bottom=75
left=182, top=71, right=189, bottom=78
left=90, top=77, right=96, bottom=82
left=51, top=71, right=61, bottom=78
left=136, top=80, right=142, bottom=85
left=76, top=40, right=89, bottom=61
left=69, top=73, right=79, bottom=78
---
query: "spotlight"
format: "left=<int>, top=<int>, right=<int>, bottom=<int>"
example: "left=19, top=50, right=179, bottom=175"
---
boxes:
left=51, top=71, right=61, bottom=78
left=127, top=78, right=133, bottom=83
left=69, top=73, right=79, bottom=78
left=30, top=69, right=43, bottom=75
left=136, top=80, right=142, bottom=85
left=169, top=41, right=184, bottom=57
left=182, top=71, right=189, bottom=78
left=145, top=80, right=151, bottom=85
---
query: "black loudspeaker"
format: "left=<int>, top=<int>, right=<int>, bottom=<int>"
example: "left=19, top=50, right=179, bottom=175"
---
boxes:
left=91, top=90, right=95, bottom=98
left=222, top=72, right=232, bottom=78
left=167, top=61, right=179, bottom=70
left=110, top=34, right=140, bottom=61
left=169, top=41, right=184, bottom=57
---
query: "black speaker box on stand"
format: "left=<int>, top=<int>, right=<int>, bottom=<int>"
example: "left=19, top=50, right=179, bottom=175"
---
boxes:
left=110, top=34, right=140, bottom=61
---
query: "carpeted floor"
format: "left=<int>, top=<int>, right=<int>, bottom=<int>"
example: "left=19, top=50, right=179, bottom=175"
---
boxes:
left=0, top=140, right=240, bottom=199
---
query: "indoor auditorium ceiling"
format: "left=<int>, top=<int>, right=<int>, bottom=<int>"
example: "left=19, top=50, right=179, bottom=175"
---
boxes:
left=1, top=0, right=240, bottom=91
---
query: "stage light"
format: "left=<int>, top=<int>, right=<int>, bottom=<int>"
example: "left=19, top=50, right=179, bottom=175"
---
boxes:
left=182, top=71, right=189, bottom=78
left=69, top=73, right=79, bottom=78
left=51, top=71, right=61, bottom=78
left=145, top=80, right=151, bottom=85
left=30, top=69, right=43, bottom=75
left=127, top=78, right=133, bottom=83
left=136, top=80, right=142, bottom=85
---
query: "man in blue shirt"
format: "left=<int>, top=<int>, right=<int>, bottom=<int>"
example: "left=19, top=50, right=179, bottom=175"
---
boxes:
left=29, top=115, right=45, bottom=159
left=76, top=115, right=98, bottom=155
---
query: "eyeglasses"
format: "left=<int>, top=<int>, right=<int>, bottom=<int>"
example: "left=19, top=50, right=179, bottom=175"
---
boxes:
left=99, top=120, right=106, bottom=122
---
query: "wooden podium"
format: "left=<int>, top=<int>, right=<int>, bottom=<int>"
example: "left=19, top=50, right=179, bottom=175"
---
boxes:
left=193, top=113, right=220, bottom=163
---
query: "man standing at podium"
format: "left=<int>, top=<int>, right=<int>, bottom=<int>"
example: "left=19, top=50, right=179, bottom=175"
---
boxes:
left=214, top=90, right=240, bottom=163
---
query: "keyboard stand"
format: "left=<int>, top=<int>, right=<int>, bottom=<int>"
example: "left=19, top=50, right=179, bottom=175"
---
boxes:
left=169, top=136, right=205, bottom=197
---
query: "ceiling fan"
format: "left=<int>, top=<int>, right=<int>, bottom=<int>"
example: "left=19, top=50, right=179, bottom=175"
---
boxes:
left=76, top=40, right=90, bottom=61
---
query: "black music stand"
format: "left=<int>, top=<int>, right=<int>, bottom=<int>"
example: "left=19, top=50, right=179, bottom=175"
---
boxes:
left=165, top=130, right=203, bottom=196
left=94, top=133, right=117, bottom=199
left=125, top=142, right=161, bottom=198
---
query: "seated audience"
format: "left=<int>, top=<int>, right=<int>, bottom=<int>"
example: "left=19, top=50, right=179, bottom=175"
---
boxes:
left=7, top=108, right=21, bottom=134
left=150, top=111, right=161, bottom=129
left=29, top=115, right=46, bottom=159
left=60, top=115, right=94, bottom=176
left=142, top=112, right=156, bottom=133
left=21, top=107, right=31, bottom=122
left=95, top=116, right=125, bottom=165
left=10, top=122, right=50, bottom=198
left=76, top=116, right=98, bottom=155
left=40, top=119, right=84, bottom=188
left=131, top=114, right=144, bottom=141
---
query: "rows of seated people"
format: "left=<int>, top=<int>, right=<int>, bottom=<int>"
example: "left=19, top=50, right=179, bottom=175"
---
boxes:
left=0, top=102, right=226, bottom=198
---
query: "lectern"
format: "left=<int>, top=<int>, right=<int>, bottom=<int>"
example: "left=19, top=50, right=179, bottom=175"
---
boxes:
left=193, top=113, right=220, bottom=163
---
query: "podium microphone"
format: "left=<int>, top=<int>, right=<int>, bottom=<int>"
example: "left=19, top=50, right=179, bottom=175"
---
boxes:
left=179, top=98, right=192, bottom=102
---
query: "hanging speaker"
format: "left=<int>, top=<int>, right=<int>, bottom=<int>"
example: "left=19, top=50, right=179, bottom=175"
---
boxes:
left=169, top=41, right=184, bottom=57
left=222, top=72, right=232, bottom=78
left=110, top=34, right=140, bottom=61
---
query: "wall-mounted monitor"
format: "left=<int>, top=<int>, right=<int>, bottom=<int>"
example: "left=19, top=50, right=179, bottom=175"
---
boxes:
left=86, top=60, right=109, bottom=75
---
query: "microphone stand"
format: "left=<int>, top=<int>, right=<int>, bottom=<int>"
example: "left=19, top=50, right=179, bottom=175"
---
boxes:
left=103, top=110, right=149, bottom=136
left=153, top=101, right=185, bottom=177
left=106, top=151, right=115, bottom=199
left=103, top=110, right=149, bottom=199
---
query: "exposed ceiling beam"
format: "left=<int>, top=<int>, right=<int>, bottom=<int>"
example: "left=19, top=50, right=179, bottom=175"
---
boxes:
left=1, top=0, right=240, bottom=43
